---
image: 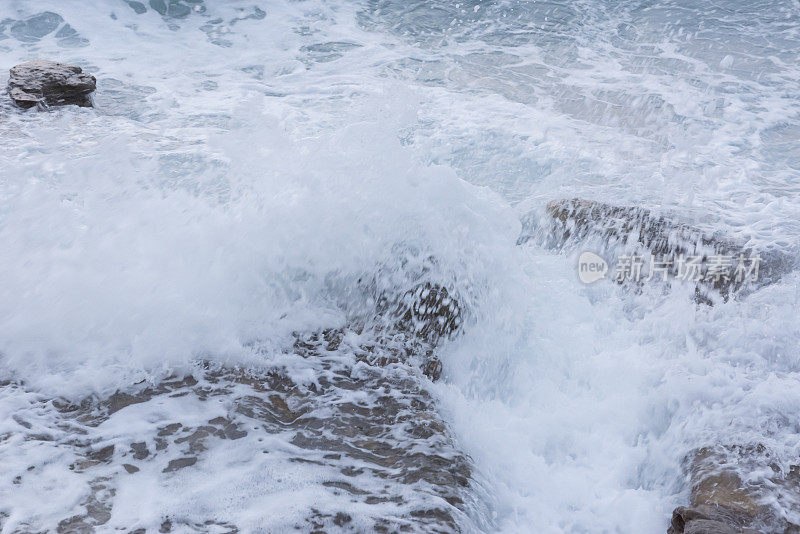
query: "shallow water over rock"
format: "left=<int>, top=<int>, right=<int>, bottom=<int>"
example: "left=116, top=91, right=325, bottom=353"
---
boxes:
left=1, top=339, right=491, bottom=532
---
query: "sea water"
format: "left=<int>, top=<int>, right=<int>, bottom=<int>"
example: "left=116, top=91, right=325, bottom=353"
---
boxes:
left=1, top=0, right=799, bottom=532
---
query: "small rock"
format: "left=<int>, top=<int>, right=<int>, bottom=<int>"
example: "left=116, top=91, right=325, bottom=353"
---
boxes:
left=88, top=444, right=115, bottom=462
left=122, top=463, right=139, bottom=474
left=7, top=60, right=96, bottom=108
left=130, top=441, right=150, bottom=460
left=162, top=456, right=197, bottom=473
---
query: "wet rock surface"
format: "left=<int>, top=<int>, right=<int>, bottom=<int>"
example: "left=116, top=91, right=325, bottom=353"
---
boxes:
left=7, top=60, right=96, bottom=108
left=669, top=446, right=800, bottom=534
left=520, top=198, right=793, bottom=302
left=0, top=284, right=491, bottom=532
left=517, top=199, right=800, bottom=534
left=0, top=363, right=482, bottom=532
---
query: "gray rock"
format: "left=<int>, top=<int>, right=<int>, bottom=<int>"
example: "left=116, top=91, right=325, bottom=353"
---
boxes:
left=7, top=60, right=96, bottom=108
left=162, top=456, right=196, bottom=472
left=122, top=463, right=139, bottom=474
left=520, top=198, right=793, bottom=302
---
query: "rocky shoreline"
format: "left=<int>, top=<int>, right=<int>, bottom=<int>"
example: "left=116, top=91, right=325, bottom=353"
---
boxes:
left=4, top=59, right=797, bottom=534
left=0, top=280, right=493, bottom=532
left=1, top=59, right=493, bottom=533
left=522, top=198, right=800, bottom=534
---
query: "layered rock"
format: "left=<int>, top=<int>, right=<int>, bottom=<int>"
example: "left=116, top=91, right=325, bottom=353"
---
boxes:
left=0, top=282, right=492, bottom=532
left=7, top=60, right=96, bottom=108
left=519, top=198, right=792, bottom=302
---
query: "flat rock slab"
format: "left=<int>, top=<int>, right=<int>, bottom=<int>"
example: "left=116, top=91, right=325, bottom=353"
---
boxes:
left=8, top=60, right=96, bottom=108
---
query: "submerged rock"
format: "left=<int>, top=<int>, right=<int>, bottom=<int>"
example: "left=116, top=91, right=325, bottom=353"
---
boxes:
left=9, top=12, right=64, bottom=43
left=7, top=60, right=96, bottom=108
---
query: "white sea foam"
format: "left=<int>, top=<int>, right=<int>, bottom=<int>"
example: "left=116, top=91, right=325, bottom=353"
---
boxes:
left=1, top=0, right=799, bottom=531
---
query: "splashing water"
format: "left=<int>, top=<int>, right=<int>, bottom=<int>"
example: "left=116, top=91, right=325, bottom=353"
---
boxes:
left=0, top=0, right=799, bottom=532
